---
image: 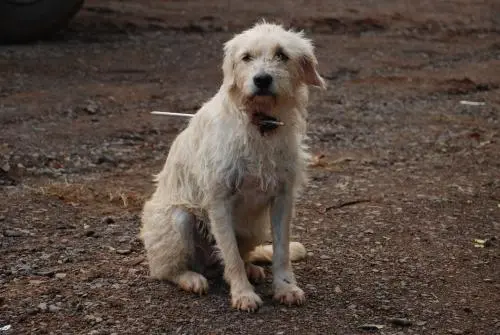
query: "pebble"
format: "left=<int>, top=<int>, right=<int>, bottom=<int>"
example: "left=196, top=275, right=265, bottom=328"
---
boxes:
left=334, top=285, right=342, bottom=294
left=55, top=273, right=67, bottom=279
left=35, top=270, right=55, bottom=277
left=320, top=254, right=331, bottom=260
left=449, top=328, right=464, bottom=335
left=116, top=248, right=132, bottom=255
left=48, top=304, right=60, bottom=312
left=3, top=230, right=23, bottom=237
left=357, top=324, right=384, bottom=331
left=83, top=101, right=99, bottom=115
left=38, top=303, right=48, bottom=311
left=1, top=163, right=10, bottom=172
left=389, top=318, right=413, bottom=327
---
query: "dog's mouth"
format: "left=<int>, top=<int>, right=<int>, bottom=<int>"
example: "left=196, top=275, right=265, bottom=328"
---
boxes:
left=251, top=112, right=284, bottom=135
left=243, top=95, right=283, bottom=135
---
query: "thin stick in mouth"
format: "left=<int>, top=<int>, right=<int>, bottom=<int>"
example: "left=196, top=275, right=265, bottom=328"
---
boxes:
left=259, top=119, right=285, bottom=126
left=151, top=110, right=285, bottom=127
left=151, top=111, right=195, bottom=117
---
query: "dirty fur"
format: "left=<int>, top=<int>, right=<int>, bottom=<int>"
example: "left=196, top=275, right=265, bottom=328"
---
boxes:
left=140, top=22, right=325, bottom=311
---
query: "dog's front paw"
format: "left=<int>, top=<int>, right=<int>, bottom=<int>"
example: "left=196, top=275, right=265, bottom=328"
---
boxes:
left=231, top=289, right=263, bottom=312
left=246, top=263, right=265, bottom=283
left=176, top=271, right=208, bottom=295
left=273, top=283, right=305, bottom=306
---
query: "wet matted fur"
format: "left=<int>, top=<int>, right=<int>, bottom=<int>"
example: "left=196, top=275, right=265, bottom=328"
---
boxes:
left=141, top=22, right=325, bottom=311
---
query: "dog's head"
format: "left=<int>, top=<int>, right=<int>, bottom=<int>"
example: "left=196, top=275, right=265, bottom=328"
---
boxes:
left=222, top=22, right=325, bottom=113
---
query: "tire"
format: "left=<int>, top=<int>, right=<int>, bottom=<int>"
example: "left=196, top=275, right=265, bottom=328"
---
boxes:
left=0, top=0, right=84, bottom=44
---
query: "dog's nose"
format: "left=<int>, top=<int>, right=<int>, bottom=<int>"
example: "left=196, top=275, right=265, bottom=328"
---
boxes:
left=253, top=74, right=273, bottom=89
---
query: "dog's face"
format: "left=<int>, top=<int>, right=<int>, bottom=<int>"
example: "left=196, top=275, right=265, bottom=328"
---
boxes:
left=222, top=23, right=325, bottom=111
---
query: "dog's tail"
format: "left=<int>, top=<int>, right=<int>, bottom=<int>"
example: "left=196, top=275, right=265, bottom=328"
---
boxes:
left=247, top=242, right=307, bottom=263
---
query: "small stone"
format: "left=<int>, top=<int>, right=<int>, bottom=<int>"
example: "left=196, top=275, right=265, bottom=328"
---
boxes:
left=83, top=101, right=99, bottom=115
left=38, top=303, right=48, bottom=311
left=358, top=324, right=384, bottom=331
left=416, top=321, right=427, bottom=326
left=1, top=163, right=10, bottom=172
left=35, top=270, right=55, bottom=277
left=449, top=328, right=464, bottom=335
left=334, top=285, right=342, bottom=294
left=48, top=305, right=60, bottom=312
left=116, top=248, right=132, bottom=255
left=117, top=236, right=129, bottom=243
left=3, top=230, right=23, bottom=237
left=320, top=254, right=331, bottom=260
left=364, top=229, right=374, bottom=234
left=55, top=273, right=67, bottom=279
left=389, top=318, right=413, bottom=327
left=29, top=280, right=44, bottom=285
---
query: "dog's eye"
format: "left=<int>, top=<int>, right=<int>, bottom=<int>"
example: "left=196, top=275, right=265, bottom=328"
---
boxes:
left=275, top=49, right=289, bottom=62
left=242, top=53, right=252, bottom=62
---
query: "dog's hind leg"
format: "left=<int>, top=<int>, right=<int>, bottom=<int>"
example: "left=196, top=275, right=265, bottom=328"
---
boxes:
left=141, top=204, right=208, bottom=294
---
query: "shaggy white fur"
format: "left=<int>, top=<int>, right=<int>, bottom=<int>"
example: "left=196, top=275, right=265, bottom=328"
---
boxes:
left=141, top=22, right=325, bottom=311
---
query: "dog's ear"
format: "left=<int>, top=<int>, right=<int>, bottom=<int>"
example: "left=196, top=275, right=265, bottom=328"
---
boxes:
left=222, top=39, right=236, bottom=88
left=300, top=53, right=326, bottom=89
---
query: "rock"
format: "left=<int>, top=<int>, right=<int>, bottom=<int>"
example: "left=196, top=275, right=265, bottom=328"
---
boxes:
left=35, top=270, right=55, bottom=277
left=389, top=318, right=413, bottom=327
left=55, top=273, right=67, bottom=279
left=334, top=285, right=342, bottom=294
left=1, top=163, right=10, bottom=172
left=449, top=328, right=464, bottom=335
left=320, top=254, right=331, bottom=260
left=48, top=304, right=60, bottom=312
left=3, top=230, right=23, bottom=237
left=83, top=101, right=99, bottom=115
left=357, top=324, right=384, bottom=331
left=38, top=303, right=48, bottom=311
left=116, top=248, right=132, bottom=255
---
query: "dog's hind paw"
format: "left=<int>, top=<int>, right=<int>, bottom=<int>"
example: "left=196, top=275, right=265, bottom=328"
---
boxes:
left=231, top=289, right=263, bottom=312
left=273, top=284, right=305, bottom=306
left=176, top=271, right=208, bottom=295
left=246, top=263, right=265, bottom=283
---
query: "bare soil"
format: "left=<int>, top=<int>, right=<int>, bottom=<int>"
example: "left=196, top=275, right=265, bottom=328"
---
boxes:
left=1, top=1, right=499, bottom=334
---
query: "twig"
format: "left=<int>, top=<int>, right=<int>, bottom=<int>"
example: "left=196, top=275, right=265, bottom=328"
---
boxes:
left=323, top=199, right=371, bottom=212
left=151, top=111, right=195, bottom=117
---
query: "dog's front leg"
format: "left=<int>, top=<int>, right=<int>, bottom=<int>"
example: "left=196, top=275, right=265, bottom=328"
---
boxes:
left=271, top=185, right=305, bottom=306
left=209, top=201, right=263, bottom=312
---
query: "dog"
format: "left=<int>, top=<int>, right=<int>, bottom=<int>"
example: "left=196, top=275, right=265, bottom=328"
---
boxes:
left=140, top=22, right=325, bottom=312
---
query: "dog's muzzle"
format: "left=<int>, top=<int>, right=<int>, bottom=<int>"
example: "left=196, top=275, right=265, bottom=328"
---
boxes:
left=253, top=73, right=274, bottom=96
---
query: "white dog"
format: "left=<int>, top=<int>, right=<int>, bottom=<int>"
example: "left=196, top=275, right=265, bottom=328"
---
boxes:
left=140, top=22, right=325, bottom=311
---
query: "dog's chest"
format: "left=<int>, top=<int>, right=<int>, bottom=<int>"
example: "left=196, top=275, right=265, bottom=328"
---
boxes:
left=238, top=175, right=275, bottom=206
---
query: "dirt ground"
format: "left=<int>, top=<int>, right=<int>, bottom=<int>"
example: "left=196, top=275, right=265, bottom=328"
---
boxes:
left=1, top=0, right=499, bottom=334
